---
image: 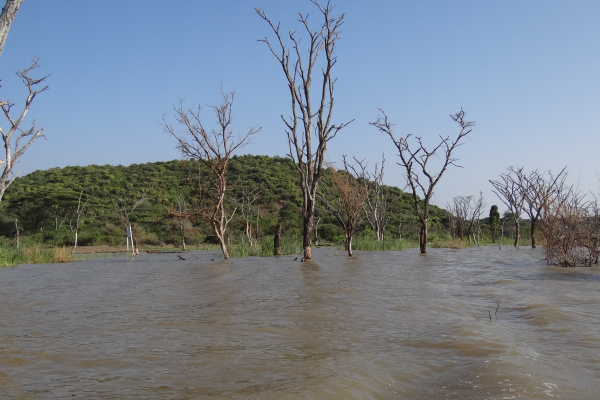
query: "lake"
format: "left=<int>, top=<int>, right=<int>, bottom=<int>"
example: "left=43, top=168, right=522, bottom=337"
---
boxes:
left=1, top=246, right=599, bottom=399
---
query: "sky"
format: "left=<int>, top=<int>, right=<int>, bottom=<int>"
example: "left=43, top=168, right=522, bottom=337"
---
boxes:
left=1, top=0, right=599, bottom=212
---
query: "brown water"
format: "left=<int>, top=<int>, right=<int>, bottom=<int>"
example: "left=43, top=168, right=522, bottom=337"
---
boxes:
left=1, top=247, right=599, bottom=399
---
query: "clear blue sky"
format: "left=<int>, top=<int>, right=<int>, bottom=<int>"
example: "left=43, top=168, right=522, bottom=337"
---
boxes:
left=1, top=0, right=599, bottom=211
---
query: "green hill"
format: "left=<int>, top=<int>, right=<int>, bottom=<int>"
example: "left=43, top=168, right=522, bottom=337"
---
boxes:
left=0, top=155, right=450, bottom=247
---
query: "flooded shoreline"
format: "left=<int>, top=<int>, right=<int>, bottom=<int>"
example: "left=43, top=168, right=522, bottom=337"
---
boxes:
left=1, top=247, right=599, bottom=399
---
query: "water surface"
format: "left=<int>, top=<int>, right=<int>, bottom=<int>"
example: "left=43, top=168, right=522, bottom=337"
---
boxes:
left=1, top=247, right=599, bottom=399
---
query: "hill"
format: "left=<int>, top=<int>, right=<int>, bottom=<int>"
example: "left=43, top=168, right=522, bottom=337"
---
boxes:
left=0, top=155, right=450, bottom=247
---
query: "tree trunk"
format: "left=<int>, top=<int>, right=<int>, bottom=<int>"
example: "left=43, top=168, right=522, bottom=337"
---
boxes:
left=72, top=230, right=78, bottom=254
left=14, top=218, right=19, bottom=248
left=274, top=224, right=282, bottom=256
left=302, top=196, right=316, bottom=260
left=530, top=220, right=537, bottom=248
left=347, top=234, right=353, bottom=257
left=514, top=219, right=520, bottom=248
left=0, top=0, right=24, bottom=59
left=419, top=223, right=428, bottom=254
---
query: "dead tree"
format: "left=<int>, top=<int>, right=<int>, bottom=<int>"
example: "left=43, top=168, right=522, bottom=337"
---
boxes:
left=0, top=58, right=49, bottom=203
left=257, top=1, right=352, bottom=260
left=238, top=186, right=261, bottom=246
left=371, top=109, right=474, bottom=254
left=162, top=90, right=261, bottom=260
left=317, top=156, right=369, bottom=256
left=362, top=153, right=390, bottom=241
left=539, top=187, right=593, bottom=267
left=522, top=167, right=567, bottom=248
left=0, top=0, right=25, bottom=59
left=450, top=192, right=485, bottom=245
left=71, top=190, right=88, bottom=254
left=115, top=192, right=147, bottom=256
left=490, top=166, right=527, bottom=247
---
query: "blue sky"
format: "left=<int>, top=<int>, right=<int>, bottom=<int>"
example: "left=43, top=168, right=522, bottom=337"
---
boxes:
left=1, top=0, right=599, bottom=211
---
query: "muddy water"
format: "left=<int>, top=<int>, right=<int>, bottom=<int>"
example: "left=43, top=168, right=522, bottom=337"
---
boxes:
left=1, top=246, right=599, bottom=399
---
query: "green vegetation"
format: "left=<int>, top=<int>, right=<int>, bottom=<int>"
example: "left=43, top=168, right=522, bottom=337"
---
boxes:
left=0, top=155, right=454, bottom=265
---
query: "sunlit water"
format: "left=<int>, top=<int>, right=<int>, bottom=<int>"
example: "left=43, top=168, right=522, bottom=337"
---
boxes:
left=1, top=246, right=599, bottom=399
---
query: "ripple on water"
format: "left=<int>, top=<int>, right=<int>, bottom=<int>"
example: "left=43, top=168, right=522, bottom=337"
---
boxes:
left=1, top=247, right=599, bottom=399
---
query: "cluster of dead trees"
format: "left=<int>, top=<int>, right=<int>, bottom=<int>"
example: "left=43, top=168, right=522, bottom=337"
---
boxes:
left=162, top=1, right=475, bottom=260
left=490, top=166, right=600, bottom=267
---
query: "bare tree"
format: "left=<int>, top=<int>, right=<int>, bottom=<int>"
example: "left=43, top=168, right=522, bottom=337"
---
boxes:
left=0, top=0, right=25, bottom=59
left=318, top=156, right=369, bottom=256
left=256, top=1, right=352, bottom=260
left=522, top=167, right=568, bottom=248
left=162, top=90, right=261, bottom=260
left=0, top=58, right=49, bottom=203
left=539, top=187, right=599, bottom=267
left=362, top=153, right=390, bottom=241
left=115, top=192, right=147, bottom=256
left=490, top=166, right=527, bottom=248
left=238, top=186, right=261, bottom=246
left=448, top=192, right=485, bottom=245
left=370, top=109, right=474, bottom=254
left=71, top=190, right=88, bottom=254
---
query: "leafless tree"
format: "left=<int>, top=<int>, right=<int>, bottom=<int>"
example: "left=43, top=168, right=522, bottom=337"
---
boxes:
left=362, top=153, right=390, bottom=241
left=71, top=190, right=88, bottom=254
left=162, top=90, right=261, bottom=260
left=0, top=0, right=25, bottom=59
left=318, top=156, right=369, bottom=256
left=522, top=167, right=568, bottom=248
left=490, top=166, right=527, bottom=247
left=539, top=187, right=599, bottom=267
left=256, top=1, right=352, bottom=260
left=449, top=192, right=485, bottom=245
left=0, top=58, right=49, bottom=203
left=370, top=109, right=474, bottom=254
left=238, top=186, right=261, bottom=246
left=115, top=192, right=147, bottom=256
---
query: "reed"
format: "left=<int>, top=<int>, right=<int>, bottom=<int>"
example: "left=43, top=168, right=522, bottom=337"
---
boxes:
left=52, top=246, right=72, bottom=263
left=352, top=235, right=416, bottom=251
left=228, top=234, right=302, bottom=258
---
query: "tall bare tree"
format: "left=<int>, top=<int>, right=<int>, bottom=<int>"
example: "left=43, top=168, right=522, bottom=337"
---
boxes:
left=162, top=90, right=261, bottom=260
left=0, top=58, right=49, bottom=202
left=362, top=153, right=390, bottom=241
left=522, top=167, right=567, bottom=248
left=0, top=0, right=25, bottom=59
left=257, top=1, right=352, bottom=260
left=71, top=190, right=88, bottom=254
left=490, top=166, right=527, bottom=247
left=371, top=109, right=474, bottom=254
left=318, top=156, right=369, bottom=256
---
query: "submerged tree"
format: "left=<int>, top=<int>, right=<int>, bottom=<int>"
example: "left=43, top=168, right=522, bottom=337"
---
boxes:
left=318, top=156, right=369, bottom=256
left=490, top=166, right=527, bottom=248
left=256, top=1, right=352, bottom=260
left=371, top=109, right=474, bottom=254
left=362, top=153, right=390, bottom=241
left=449, top=192, right=485, bottom=245
left=162, top=90, right=261, bottom=260
left=0, top=59, right=49, bottom=203
left=522, top=167, right=568, bottom=248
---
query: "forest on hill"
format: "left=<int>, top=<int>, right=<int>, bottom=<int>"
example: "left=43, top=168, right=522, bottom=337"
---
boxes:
left=0, top=155, right=451, bottom=248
